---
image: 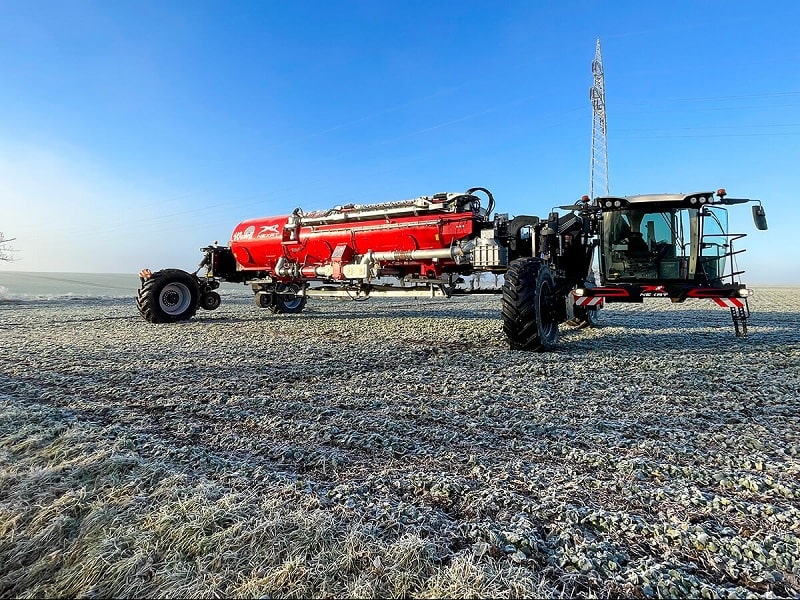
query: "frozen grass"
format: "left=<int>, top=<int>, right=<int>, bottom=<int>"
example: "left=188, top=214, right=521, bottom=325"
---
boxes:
left=0, top=415, right=551, bottom=598
left=1, top=288, right=799, bottom=598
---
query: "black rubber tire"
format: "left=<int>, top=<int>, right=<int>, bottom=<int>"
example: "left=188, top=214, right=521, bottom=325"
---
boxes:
left=572, top=304, right=600, bottom=328
left=137, top=269, right=199, bottom=323
left=501, top=258, right=559, bottom=351
left=199, top=291, right=221, bottom=311
left=255, top=291, right=273, bottom=309
left=269, top=283, right=307, bottom=314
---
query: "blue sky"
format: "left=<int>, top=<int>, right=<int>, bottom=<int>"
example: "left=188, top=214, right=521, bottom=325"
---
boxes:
left=0, top=0, right=798, bottom=283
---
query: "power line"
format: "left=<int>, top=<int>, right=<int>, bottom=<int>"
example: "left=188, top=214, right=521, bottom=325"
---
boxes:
left=616, top=123, right=800, bottom=132
left=616, top=132, right=800, bottom=139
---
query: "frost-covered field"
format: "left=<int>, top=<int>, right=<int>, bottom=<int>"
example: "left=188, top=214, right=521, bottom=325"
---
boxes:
left=1, top=288, right=798, bottom=598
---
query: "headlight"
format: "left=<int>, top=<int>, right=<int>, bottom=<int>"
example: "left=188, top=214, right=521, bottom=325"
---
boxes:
left=573, top=288, right=586, bottom=297
left=689, top=197, right=698, bottom=205
left=604, top=200, right=613, bottom=208
left=735, top=288, right=753, bottom=298
left=613, top=200, right=622, bottom=207
left=699, top=196, right=708, bottom=204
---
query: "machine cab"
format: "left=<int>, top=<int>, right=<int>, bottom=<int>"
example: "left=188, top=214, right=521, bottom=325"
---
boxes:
left=596, top=192, right=740, bottom=285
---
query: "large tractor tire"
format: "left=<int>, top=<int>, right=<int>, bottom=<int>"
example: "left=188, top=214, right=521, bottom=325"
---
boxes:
left=501, top=258, right=559, bottom=351
left=137, top=269, right=200, bottom=323
left=270, top=283, right=307, bottom=314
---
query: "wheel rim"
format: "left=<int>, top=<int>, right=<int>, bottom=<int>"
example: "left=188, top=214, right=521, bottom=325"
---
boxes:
left=256, top=292, right=272, bottom=308
left=538, top=279, right=558, bottom=340
left=279, top=284, right=303, bottom=310
left=160, top=282, right=193, bottom=315
left=202, top=292, right=220, bottom=310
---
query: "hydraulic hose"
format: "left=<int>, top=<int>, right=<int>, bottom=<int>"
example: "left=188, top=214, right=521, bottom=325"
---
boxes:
left=468, top=187, right=495, bottom=219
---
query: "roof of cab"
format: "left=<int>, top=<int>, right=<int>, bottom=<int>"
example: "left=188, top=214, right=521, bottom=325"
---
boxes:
left=596, top=191, right=714, bottom=204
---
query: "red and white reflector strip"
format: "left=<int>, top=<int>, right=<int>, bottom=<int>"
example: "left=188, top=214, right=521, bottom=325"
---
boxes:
left=712, top=297, right=746, bottom=308
left=575, top=296, right=604, bottom=307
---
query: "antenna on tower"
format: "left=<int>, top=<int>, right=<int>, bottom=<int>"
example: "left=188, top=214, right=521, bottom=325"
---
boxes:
left=590, top=38, right=609, bottom=199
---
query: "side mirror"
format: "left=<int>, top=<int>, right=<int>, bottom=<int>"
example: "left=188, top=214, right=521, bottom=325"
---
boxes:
left=752, top=205, right=768, bottom=231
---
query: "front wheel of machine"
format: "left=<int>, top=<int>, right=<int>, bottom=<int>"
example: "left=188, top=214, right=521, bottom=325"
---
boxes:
left=137, top=269, right=199, bottom=323
left=269, top=283, right=307, bottom=314
left=501, top=258, right=559, bottom=351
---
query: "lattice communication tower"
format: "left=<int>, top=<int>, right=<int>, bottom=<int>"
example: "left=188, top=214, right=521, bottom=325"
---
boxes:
left=590, top=38, right=609, bottom=199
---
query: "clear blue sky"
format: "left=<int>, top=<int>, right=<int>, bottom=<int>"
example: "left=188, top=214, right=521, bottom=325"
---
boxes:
left=0, top=0, right=798, bottom=284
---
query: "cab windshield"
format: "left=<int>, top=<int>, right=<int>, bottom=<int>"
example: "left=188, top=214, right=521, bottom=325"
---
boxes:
left=600, top=206, right=731, bottom=283
left=601, top=207, right=697, bottom=281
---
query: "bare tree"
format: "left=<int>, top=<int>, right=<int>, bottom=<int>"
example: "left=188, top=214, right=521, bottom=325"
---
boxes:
left=0, top=232, right=16, bottom=262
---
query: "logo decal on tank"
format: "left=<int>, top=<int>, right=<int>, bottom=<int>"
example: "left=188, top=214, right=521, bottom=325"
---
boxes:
left=233, top=225, right=257, bottom=241
left=257, top=225, right=280, bottom=238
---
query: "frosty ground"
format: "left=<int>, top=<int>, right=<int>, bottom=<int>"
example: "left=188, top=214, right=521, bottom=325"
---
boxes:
left=1, top=288, right=798, bottom=598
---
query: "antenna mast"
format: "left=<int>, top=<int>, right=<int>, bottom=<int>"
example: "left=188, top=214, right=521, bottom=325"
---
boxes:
left=590, top=38, right=609, bottom=199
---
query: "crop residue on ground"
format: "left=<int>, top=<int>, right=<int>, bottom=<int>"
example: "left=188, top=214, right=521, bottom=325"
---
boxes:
left=1, top=288, right=799, bottom=597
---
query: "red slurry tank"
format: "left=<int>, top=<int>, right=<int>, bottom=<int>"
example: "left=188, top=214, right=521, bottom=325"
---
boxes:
left=228, top=191, right=487, bottom=280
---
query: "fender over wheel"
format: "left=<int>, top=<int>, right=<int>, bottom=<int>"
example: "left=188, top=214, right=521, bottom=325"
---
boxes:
left=137, top=269, right=200, bottom=323
left=501, top=258, right=560, bottom=351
